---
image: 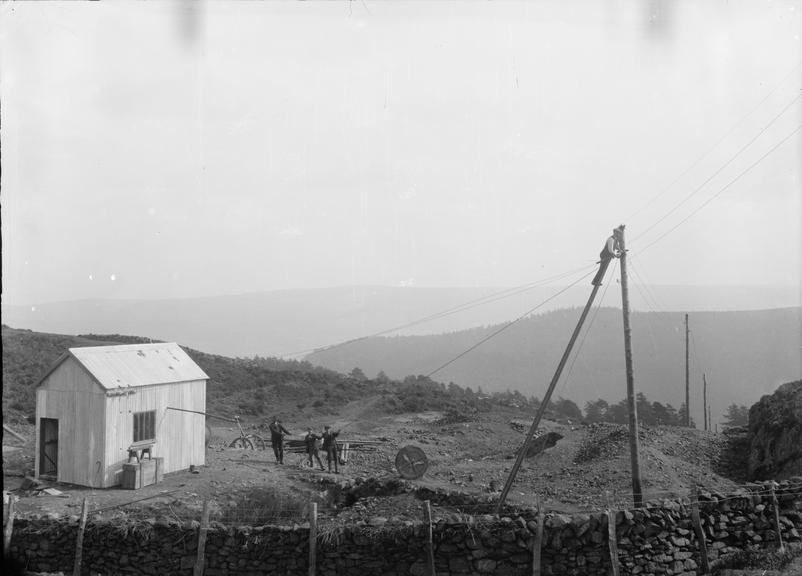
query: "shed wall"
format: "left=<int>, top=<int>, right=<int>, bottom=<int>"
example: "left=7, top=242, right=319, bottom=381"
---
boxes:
left=35, top=359, right=106, bottom=487
left=103, top=379, right=206, bottom=486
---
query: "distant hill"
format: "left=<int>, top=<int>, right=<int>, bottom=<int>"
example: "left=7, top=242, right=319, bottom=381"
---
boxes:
left=307, top=307, right=802, bottom=428
left=0, top=326, right=481, bottom=425
left=1, top=284, right=799, bottom=358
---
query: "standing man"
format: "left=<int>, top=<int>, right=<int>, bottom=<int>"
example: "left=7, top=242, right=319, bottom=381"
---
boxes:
left=321, top=425, right=340, bottom=474
left=304, top=427, right=325, bottom=470
left=269, top=417, right=291, bottom=464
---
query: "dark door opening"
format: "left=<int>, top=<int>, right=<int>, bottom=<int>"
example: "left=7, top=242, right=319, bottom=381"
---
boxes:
left=39, top=418, right=58, bottom=477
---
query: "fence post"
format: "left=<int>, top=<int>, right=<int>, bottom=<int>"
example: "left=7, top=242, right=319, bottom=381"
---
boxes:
left=193, top=500, right=210, bottom=576
left=605, top=492, right=620, bottom=576
left=3, top=494, right=15, bottom=557
left=690, top=486, right=710, bottom=575
left=309, top=502, right=317, bottom=576
left=425, top=500, right=436, bottom=576
left=770, top=484, right=785, bottom=553
left=532, top=495, right=545, bottom=576
left=73, top=498, right=89, bottom=576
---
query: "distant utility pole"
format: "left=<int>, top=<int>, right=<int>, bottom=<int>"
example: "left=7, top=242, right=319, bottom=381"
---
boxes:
left=685, top=313, right=690, bottom=427
left=615, top=225, right=643, bottom=508
left=703, top=373, right=708, bottom=431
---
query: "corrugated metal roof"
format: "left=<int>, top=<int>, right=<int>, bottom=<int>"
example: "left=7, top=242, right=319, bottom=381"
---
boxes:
left=67, top=343, right=209, bottom=390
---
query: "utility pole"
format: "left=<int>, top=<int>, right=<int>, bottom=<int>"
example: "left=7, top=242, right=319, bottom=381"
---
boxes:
left=615, top=225, right=643, bottom=508
left=495, top=231, right=618, bottom=514
left=685, top=313, right=690, bottom=427
left=703, top=373, right=708, bottom=431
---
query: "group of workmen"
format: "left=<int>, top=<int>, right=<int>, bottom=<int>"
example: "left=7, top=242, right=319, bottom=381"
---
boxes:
left=268, top=417, right=342, bottom=473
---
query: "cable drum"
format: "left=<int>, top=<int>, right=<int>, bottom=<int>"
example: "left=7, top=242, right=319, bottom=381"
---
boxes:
left=395, top=446, right=428, bottom=479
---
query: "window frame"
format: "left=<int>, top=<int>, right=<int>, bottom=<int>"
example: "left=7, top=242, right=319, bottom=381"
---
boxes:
left=133, top=410, right=156, bottom=443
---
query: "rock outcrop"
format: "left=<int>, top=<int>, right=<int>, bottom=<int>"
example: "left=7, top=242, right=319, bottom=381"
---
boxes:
left=748, top=380, right=802, bottom=480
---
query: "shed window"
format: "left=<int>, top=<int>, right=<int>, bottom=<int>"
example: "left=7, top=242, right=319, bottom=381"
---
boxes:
left=133, top=411, right=156, bottom=443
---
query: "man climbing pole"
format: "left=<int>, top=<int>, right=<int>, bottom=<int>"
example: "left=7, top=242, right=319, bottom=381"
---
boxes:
left=592, top=228, right=623, bottom=286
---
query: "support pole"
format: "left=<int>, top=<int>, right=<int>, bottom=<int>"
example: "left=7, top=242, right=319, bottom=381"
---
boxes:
left=73, top=498, right=89, bottom=576
left=495, top=280, right=603, bottom=513
left=3, top=494, right=15, bottom=557
left=605, top=492, right=620, bottom=576
left=685, top=313, right=690, bottom=427
left=532, top=495, right=545, bottom=576
left=193, top=500, right=210, bottom=576
left=771, top=485, right=785, bottom=553
left=616, top=225, right=643, bottom=508
left=690, top=486, right=711, bottom=574
left=309, top=502, right=318, bottom=576
left=425, top=500, right=436, bottom=576
left=703, top=374, right=708, bottom=431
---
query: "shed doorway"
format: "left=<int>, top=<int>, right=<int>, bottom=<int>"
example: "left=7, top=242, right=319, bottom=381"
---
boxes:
left=39, top=418, right=58, bottom=477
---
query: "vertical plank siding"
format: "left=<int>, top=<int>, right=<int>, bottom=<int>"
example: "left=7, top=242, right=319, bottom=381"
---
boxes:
left=38, top=357, right=206, bottom=488
left=104, top=379, right=205, bottom=486
left=36, top=360, right=106, bottom=487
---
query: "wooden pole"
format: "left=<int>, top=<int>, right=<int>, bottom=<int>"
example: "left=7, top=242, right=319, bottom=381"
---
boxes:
left=605, top=492, right=620, bottom=576
left=771, top=485, right=785, bottom=553
left=496, top=270, right=605, bottom=512
left=690, top=486, right=710, bottom=574
left=532, top=495, right=544, bottom=576
left=73, top=498, right=89, bottom=576
left=3, top=494, right=15, bottom=557
left=425, top=500, right=436, bottom=576
left=703, top=374, right=708, bottom=431
left=308, top=502, right=318, bottom=576
left=616, top=225, right=643, bottom=508
left=193, top=500, right=210, bottom=576
left=685, top=314, right=690, bottom=427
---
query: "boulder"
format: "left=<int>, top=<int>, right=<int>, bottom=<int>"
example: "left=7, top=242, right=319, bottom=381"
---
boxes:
left=748, top=381, right=802, bottom=480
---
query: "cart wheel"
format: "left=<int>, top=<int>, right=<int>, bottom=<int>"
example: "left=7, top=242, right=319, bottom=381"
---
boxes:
left=248, top=434, right=267, bottom=450
left=229, top=437, right=255, bottom=450
left=395, top=446, right=428, bottom=479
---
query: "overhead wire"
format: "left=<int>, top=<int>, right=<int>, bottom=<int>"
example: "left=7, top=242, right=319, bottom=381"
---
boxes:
left=624, top=59, right=802, bottom=225
left=425, top=268, right=598, bottom=378
left=635, top=123, right=802, bottom=255
left=278, top=263, right=597, bottom=359
left=631, top=88, right=802, bottom=245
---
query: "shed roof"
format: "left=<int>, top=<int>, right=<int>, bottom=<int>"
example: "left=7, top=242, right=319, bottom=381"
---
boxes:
left=44, top=343, right=209, bottom=390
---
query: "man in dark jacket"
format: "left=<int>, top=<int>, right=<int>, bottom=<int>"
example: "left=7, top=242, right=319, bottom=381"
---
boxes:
left=269, top=417, right=291, bottom=464
left=304, top=427, right=325, bottom=470
left=321, top=425, right=340, bottom=473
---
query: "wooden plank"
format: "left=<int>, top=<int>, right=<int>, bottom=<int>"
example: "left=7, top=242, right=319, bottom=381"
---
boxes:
left=3, top=424, right=26, bottom=442
left=425, top=500, right=436, bottom=576
left=771, top=485, right=785, bottom=553
left=605, top=493, right=620, bottom=576
left=690, top=486, right=710, bottom=575
left=532, top=495, right=544, bottom=576
left=3, top=495, right=15, bottom=557
left=73, top=498, right=89, bottom=576
left=193, top=500, right=210, bottom=576
left=308, top=502, right=317, bottom=576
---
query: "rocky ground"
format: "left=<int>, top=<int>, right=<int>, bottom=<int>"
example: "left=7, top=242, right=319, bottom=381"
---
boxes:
left=3, top=400, right=745, bottom=530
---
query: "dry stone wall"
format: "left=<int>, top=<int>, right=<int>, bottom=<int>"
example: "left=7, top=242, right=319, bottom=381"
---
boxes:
left=9, top=479, right=802, bottom=576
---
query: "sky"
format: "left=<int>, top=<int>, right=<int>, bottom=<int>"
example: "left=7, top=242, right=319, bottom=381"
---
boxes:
left=1, top=0, right=800, bottom=306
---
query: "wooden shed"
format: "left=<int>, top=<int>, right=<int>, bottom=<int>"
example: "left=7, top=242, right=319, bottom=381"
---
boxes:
left=35, top=342, right=208, bottom=488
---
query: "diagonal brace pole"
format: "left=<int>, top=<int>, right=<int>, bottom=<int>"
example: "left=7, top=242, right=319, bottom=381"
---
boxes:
left=495, top=245, right=612, bottom=513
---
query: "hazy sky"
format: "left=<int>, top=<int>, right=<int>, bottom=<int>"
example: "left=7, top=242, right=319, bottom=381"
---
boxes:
left=2, top=0, right=800, bottom=306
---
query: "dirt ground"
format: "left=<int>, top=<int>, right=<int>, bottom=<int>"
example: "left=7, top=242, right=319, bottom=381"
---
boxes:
left=3, top=401, right=740, bottom=525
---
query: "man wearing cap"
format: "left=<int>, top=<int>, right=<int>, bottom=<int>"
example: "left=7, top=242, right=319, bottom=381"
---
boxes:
left=321, top=425, right=340, bottom=473
left=268, top=417, right=291, bottom=464
left=304, top=427, right=325, bottom=470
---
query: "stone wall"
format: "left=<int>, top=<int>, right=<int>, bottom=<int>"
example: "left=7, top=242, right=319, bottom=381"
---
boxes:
left=9, top=479, right=802, bottom=576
